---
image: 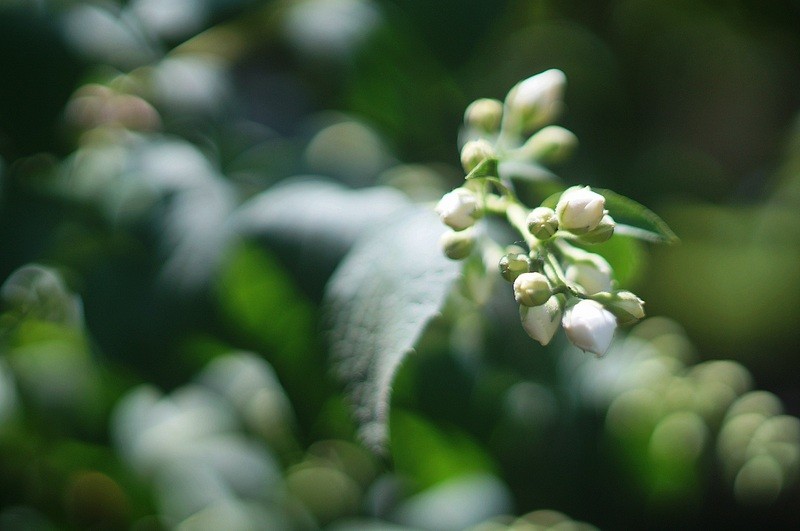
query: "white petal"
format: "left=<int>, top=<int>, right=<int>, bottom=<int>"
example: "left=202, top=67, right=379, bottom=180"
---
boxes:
left=520, top=296, right=562, bottom=346
left=562, top=299, right=616, bottom=356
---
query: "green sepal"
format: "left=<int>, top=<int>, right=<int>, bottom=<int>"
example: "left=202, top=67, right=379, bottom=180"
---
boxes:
left=464, top=156, right=498, bottom=180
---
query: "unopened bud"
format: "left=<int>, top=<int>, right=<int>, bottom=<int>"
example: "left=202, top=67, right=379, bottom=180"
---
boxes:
left=435, top=187, right=478, bottom=231
left=520, top=295, right=562, bottom=346
left=460, top=139, right=496, bottom=173
left=527, top=207, right=559, bottom=240
left=562, top=299, right=617, bottom=357
left=513, top=272, right=551, bottom=307
left=518, top=125, right=578, bottom=165
left=597, top=290, right=645, bottom=325
left=555, top=185, right=606, bottom=233
left=499, top=252, right=531, bottom=282
left=464, top=98, right=503, bottom=133
left=440, top=228, right=475, bottom=260
left=504, top=69, right=566, bottom=132
left=579, top=214, right=615, bottom=244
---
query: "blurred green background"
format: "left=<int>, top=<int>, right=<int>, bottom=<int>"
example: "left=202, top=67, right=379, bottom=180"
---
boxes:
left=1, top=0, right=800, bottom=529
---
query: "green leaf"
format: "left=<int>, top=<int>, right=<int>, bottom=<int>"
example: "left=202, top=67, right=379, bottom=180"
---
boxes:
left=234, top=177, right=410, bottom=296
left=216, top=244, right=320, bottom=396
left=539, top=189, right=563, bottom=210
left=595, top=188, right=678, bottom=244
left=580, top=235, right=647, bottom=288
left=389, top=410, right=495, bottom=491
left=497, top=160, right=557, bottom=183
left=324, top=207, right=462, bottom=452
left=464, top=157, right=498, bottom=180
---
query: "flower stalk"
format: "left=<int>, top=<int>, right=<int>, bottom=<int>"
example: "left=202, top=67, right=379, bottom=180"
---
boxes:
left=435, top=70, right=673, bottom=357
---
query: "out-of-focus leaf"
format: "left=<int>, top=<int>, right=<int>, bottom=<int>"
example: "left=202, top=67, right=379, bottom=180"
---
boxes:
left=324, top=206, right=461, bottom=452
left=62, top=3, right=156, bottom=69
left=196, top=352, right=297, bottom=451
left=389, top=410, right=495, bottom=491
left=580, top=235, right=647, bottom=289
left=234, top=177, right=410, bottom=297
left=498, top=160, right=557, bottom=182
left=594, top=188, right=678, bottom=244
left=216, top=244, right=317, bottom=384
left=235, top=177, right=409, bottom=255
left=390, top=473, right=512, bottom=530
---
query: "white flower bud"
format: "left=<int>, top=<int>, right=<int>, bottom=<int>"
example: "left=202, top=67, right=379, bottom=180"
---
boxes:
left=526, top=207, right=559, bottom=240
left=435, top=187, right=478, bottom=231
left=439, top=228, right=475, bottom=260
left=562, top=299, right=617, bottom=356
left=464, top=98, right=503, bottom=133
left=520, top=295, right=562, bottom=346
left=555, top=186, right=606, bottom=233
left=518, top=125, right=578, bottom=165
left=513, top=272, right=551, bottom=307
left=460, top=139, right=496, bottom=173
left=504, top=69, right=566, bottom=132
left=565, top=259, right=612, bottom=295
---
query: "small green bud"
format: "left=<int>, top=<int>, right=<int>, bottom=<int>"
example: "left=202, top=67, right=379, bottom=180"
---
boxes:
left=464, top=98, right=503, bottom=133
left=527, top=207, right=559, bottom=240
left=499, top=252, right=531, bottom=282
left=460, top=139, right=496, bottom=173
left=579, top=214, right=615, bottom=244
left=518, top=125, right=578, bottom=165
left=513, top=272, right=551, bottom=307
left=440, top=228, right=475, bottom=260
left=596, top=290, right=645, bottom=325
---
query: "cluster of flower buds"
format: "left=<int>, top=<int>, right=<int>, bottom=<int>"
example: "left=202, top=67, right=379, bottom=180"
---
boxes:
left=435, top=70, right=657, bottom=357
left=500, top=186, right=645, bottom=356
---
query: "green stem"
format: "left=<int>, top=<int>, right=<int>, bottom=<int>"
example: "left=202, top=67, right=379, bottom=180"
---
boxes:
left=506, top=202, right=538, bottom=249
left=543, top=246, right=584, bottom=298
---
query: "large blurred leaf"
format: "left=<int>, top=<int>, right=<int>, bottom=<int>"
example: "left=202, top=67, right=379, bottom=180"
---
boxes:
left=324, top=206, right=461, bottom=452
left=234, top=177, right=410, bottom=298
left=216, top=244, right=320, bottom=403
left=389, top=410, right=495, bottom=491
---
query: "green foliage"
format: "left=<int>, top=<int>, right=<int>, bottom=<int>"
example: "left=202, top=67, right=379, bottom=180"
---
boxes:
left=580, top=235, right=646, bottom=288
left=390, top=410, right=496, bottom=491
left=0, top=0, right=799, bottom=529
left=217, top=243, right=315, bottom=356
left=325, top=207, right=462, bottom=451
